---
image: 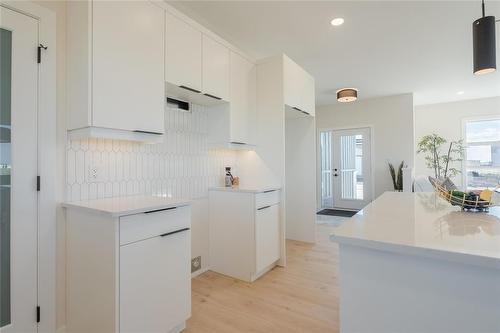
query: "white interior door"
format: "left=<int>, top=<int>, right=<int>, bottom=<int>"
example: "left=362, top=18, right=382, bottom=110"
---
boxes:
left=0, top=6, right=39, bottom=332
left=332, top=128, right=372, bottom=210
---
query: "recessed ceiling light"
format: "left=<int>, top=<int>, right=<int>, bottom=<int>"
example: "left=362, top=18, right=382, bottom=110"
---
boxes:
left=457, top=91, right=465, bottom=95
left=331, top=18, right=344, bottom=26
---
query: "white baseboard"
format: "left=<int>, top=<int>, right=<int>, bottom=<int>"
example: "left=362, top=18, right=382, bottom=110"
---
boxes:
left=191, top=266, right=209, bottom=278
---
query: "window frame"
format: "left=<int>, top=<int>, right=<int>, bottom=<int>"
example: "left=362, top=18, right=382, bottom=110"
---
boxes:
left=461, top=115, right=500, bottom=191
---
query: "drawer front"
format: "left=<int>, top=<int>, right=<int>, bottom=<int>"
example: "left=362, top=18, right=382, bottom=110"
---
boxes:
left=120, top=205, right=191, bottom=245
left=255, top=190, right=280, bottom=209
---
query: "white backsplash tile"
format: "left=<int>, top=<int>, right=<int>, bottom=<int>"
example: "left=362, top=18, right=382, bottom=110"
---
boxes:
left=66, top=105, right=238, bottom=202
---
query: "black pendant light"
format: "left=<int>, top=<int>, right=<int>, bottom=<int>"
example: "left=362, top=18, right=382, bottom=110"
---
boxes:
left=473, top=0, right=497, bottom=75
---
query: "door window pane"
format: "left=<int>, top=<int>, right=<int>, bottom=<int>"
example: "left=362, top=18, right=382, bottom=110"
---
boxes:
left=465, top=119, right=500, bottom=190
left=0, top=27, right=12, bottom=328
left=340, top=134, right=364, bottom=200
left=320, top=131, right=333, bottom=208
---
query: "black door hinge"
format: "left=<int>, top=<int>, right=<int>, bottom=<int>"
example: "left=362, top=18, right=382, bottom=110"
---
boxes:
left=36, top=306, right=40, bottom=323
left=37, top=44, right=47, bottom=64
left=37, top=176, right=40, bottom=191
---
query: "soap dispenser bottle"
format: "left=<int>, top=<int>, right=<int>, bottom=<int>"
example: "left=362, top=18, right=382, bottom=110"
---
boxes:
left=225, top=167, right=233, bottom=187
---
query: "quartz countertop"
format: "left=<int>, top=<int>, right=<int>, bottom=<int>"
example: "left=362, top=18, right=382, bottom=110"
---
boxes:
left=330, top=192, right=500, bottom=268
left=209, top=186, right=281, bottom=193
left=62, top=195, right=191, bottom=217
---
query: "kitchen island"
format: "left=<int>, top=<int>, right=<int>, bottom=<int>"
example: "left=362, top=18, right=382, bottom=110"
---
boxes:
left=331, top=192, right=500, bottom=333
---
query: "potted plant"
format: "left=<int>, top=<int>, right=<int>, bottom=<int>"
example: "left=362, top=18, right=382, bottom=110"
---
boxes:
left=416, top=134, right=464, bottom=180
left=388, top=161, right=405, bottom=191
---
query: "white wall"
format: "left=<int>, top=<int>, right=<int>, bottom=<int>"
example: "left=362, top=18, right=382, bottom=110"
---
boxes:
left=316, top=94, right=415, bottom=202
left=285, top=114, right=316, bottom=242
left=415, top=96, right=500, bottom=188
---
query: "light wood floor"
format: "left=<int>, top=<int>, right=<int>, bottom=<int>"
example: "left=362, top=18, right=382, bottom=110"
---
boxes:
left=185, top=224, right=339, bottom=333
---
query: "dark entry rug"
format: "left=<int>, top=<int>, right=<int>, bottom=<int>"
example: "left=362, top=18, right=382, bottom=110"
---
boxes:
left=317, top=209, right=358, bottom=217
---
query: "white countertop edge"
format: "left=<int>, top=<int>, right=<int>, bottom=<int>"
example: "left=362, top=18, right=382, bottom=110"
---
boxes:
left=208, top=186, right=281, bottom=193
left=62, top=197, right=192, bottom=218
left=331, top=234, right=500, bottom=270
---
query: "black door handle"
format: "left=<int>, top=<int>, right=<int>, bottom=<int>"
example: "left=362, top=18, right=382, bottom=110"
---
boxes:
left=203, top=93, right=222, bottom=100
left=160, top=227, right=190, bottom=237
left=179, top=85, right=202, bottom=93
left=257, top=205, right=271, bottom=210
left=334, top=174, right=338, bottom=177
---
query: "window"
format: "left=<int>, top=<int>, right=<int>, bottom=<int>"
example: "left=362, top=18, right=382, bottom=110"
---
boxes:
left=464, top=118, right=500, bottom=191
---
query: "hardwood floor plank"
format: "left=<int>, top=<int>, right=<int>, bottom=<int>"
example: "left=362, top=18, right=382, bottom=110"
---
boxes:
left=186, top=224, right=339, bottom=333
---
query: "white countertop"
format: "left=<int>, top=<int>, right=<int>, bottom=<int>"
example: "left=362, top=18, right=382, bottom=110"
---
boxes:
left=62, top=195, right=191, bottom=217
left=330, top=192, right=500, bottom=268
left=209, top=186, right=281, bottom=193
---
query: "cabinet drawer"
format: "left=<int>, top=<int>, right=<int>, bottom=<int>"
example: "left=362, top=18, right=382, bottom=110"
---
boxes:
left=120, top=205, right=191, bottom=245
left=255, top=190, right=280, bottom=209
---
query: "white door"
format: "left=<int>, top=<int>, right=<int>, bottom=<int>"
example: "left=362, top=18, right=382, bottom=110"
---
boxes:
left=332, top=128, right=372, bottom=210
left=120, top=229, right=191, bottom=333
left=0, top=6, right=39, bottom=332
left=92, top=1, right=165, bottom=134
left=202, top=35, right=230, bottom=101
left=255, top=204, right=280, bottom=273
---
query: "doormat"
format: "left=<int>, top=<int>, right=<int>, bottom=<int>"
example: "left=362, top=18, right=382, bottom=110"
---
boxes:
left=317, top=209, right=358, bottom=217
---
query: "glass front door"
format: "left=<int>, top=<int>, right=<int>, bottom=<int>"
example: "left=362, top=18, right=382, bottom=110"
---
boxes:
left=1, top=7, right=39, bottom=332
left=332, top=128, right=372, bottom=210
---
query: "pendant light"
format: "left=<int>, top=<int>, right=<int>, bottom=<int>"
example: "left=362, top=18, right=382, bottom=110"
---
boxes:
left=337, top=88, right=358, bottom=102
left=473, top=0, right=497, bottom=75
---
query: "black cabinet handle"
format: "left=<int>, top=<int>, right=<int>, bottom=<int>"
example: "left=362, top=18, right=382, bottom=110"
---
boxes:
left=134, top=130, right=163, bottom=135
left=203, top=93, right=222, bottom=100
left=144, top=206, right=177, bottom=214
left=263, top=189, right=276, bottom=193
left=160, top=227, right=190, bottom=237
left=179, top=85, right=202, bottom=94
left=258, top=205, right=271, bottom=210
left=230, top=141, right=246, bottom=145
left=292, top=106, right=302, bottom=112
left=301, top=110, right=310, bottom=115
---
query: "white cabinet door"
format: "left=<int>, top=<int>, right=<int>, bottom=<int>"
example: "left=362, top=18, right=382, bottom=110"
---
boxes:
left=120, top=229, right=191, bottom=333
left=302, top=70, right=315, bottom=116
left=283, top=56, right=302, bottom=111
left=229, top=51, right=256, bottom=145
left=202, top=35, right=230, bottom=101
left=92, top=1, right=165, bottom=133
left=255, top=204, right=280, bottom=273
left=166, top=11, right=202, bottom=92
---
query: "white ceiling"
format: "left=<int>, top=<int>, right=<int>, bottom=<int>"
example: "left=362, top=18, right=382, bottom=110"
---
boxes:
left=169, top=0, right=500, bottom=106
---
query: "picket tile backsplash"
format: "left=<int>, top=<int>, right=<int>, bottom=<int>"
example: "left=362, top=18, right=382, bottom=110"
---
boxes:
left=66, top=105, right=238, bottom=201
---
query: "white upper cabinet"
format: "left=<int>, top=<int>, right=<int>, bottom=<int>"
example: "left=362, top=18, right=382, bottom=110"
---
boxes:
left=207, top=51, right=256, bottom=148
left=202, top=35, right=230, bottom=102
left=67, top=0, right=165, bottom=142
left=229, top=51, right=256, bottom=145
left=283, top=55, right=315, bottom=116
left=165, top=11, right=202, bottom=93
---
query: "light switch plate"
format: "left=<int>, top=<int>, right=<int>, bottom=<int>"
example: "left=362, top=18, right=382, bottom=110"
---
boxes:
left=191, top=256, right=201, bottom=273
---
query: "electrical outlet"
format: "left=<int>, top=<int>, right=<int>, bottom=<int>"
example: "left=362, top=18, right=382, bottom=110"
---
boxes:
left=191, top=256, right=201, bottom=273
left=87, top=163, right=105, bottom=183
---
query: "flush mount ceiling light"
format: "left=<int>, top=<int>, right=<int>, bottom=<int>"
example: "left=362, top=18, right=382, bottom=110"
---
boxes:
left=337, top=88, right=358, bottom=103
left=473, top=0, right=498, bottom=75
left=331, top=18, right=344, bottom=26
left=457, top=91, right=465, bottom=95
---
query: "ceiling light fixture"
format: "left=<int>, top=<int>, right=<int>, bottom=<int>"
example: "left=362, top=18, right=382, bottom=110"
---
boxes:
left=473, top=0, right=497, bottom=75
left=331, top=18, right=344, bottom=26
left=337, top=88, right=358, bottom=103
left=457, top=91, right=465, bottom=95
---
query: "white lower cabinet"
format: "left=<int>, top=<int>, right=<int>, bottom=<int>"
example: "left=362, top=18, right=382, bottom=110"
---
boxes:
left=209, top=188, right=282, bottom=282
left=255, top=204, right=280, bottom=273
left=120, top=229, right=191, bottom=333
left=64, top=201, right=191, bottom=333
